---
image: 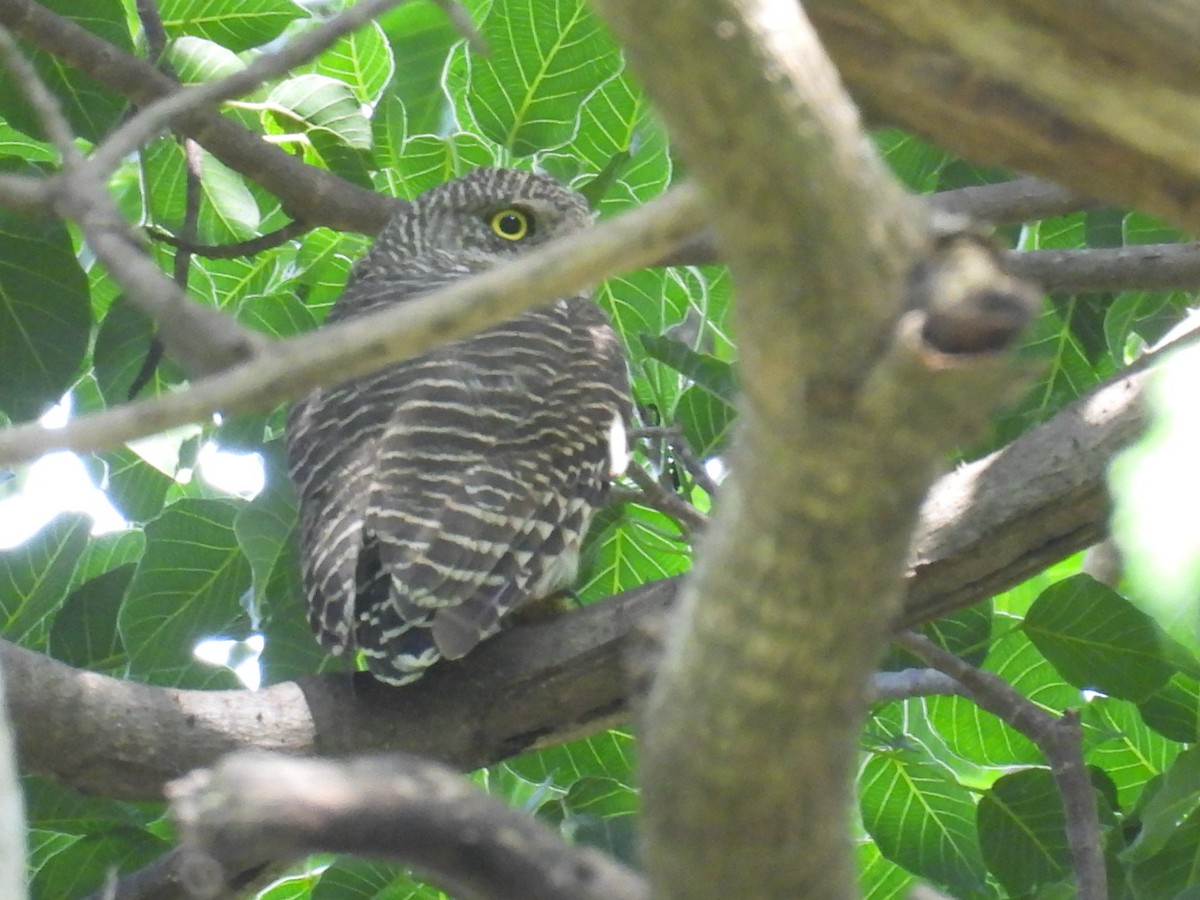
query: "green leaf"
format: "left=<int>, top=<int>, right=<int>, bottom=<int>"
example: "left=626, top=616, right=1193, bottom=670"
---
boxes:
left=376, top=2, right=460, bottom=136
left=639, top=334, right=737, bottom=401
left=557, top=70, right=671, bottom=214
left=1139, top=673, right=1200, bottom=743
left=372, top=127, right=501, bottom=200
left=576, top=504, right=690, bottom=602
left=859, top=752, right=987, bottom=896
left=70, top=529, right=145, bottom=589
left=93, top=296, right=183, bottom=404
left=882, top=601, right=992, bottom=672
left=265, top=73, right=375, bottom=185
left=287, top=227, right=366, bottom=320
left=119, top=498, right=252, bottom=687
left=492, top=730, right=636, bottom=846
left=267, top=73, right=374, bottom=150
left=236, top=289, right=318, bottom=339
left=0, top=513, right=90, bottom=647
left=24, top=775, right=155, bottom=833
left=234, top=447, right=297, bottom=614
left=924, top=616, right=1079, bottom=767
left=313, top=857, right=448, bottom=899
left=0, top=0, right=134, bottom=142
left=598, top=269, right=693, bottom=418
left=25, top=768, right=170, bottom=897
left=141, top=138, right=262, bottom=243
left=0, top=215, right=90, bottom=420
left=874, top=129, right=951, bottom=193
left=675, top=385, right=737, bottom=458
left=96, top=447, right=174, bottom=523
left=976, top=768, right=1070, bottom=894
left=158, top=0, right=303, bottom=52
left=257, top=871, right=321, bottom=899
left=0, top=118, right=56, bottom=163
left=49, top=564, right=132, bottom=671
left=292, top=20, right=394, bottom=105
left=507, top=729, right=635, bottom=791
left=921, top=603, right=992, bottom=668
left=209, top=243, right=290, bottom=294
left=30, top=826, right=169, bottom=899
left=1024, top=574, right=1175, bottom=702
left=859, top=838, right=916, bottom=900
left=166, top=34, right=246, bottom=83
left=1127, top=802, right=1200, bottom=899
left=1124, top=745, right=1200, bottom=863
left=1084, top=696, right=1181, bottom=810
left=542, top=776, right=639, bottom=863
left=453, top=0, right=623, bottom=155
left=242, top=445, right=337, bottom=684
left=1103, top=290, right=1191, bottom=366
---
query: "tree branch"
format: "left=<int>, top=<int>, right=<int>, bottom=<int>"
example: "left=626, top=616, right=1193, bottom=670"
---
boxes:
left=806, top=1, right=1200, bottom=235
left=931, top=176, right=1096, bottom=224
left=622, top=463, right=709, bottom=535
left=1003, top=242, right=1200, bottom=293
left=4, top=580, right=677, bottom=801
left=896, top=318, right=1200, bottom=626
left=869, top=669, right=966, bottom=703
left=8, top=324, right=1178, bottom=804
left=0, top=0, right=397, bottom=233
left=0, top=171, right=51, bottom=217
left=146, top=220, right=311, bottom=259
left=894, top=632, right=1105, bottom=899
left=167, top=752, right=648, bottom=900
left=0, top=183, right=707, bottom=465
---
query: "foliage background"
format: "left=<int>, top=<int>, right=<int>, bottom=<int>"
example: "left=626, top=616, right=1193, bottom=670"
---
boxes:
left=0, top=0, right=1197, bottom=897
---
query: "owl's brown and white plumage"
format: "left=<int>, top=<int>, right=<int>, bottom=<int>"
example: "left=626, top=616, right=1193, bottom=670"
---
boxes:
left=285, top=168, right=631, bottom=684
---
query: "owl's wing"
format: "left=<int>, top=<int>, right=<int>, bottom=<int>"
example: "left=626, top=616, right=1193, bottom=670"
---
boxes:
left=355, top=299, right=629, bottom=682
left=285, top=269, right=471, bottom=657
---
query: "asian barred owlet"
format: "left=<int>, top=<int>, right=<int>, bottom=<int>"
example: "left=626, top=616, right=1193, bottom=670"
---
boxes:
left=285, top=168, right=631, bottom=685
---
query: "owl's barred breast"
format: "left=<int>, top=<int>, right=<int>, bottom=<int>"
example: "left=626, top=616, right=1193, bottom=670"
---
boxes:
left=284, top=169, right=632, bottom=685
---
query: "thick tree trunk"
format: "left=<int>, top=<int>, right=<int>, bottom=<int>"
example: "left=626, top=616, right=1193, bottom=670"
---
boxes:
left=593, top=1, right=1032, bottom=896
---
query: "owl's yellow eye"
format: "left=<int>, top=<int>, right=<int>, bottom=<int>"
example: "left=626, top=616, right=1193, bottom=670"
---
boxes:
left=490, top=209, right=531, bottom=241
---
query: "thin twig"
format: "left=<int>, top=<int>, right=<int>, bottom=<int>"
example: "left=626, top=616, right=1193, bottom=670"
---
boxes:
left=623, top=463, right=709, bottom=534
left=135, top=0, right=169, bottom=65
left=434, top=0, right=488, bottom=53
left=168, top=751, right=649, bottom=900
left=632, top=424, right=721, bottom=497
left=628, top=425, right=679, bottom=441
left=894, top=631, right=1106, bottom=900
left=667, top=434, right=720, bottom=497
left=127, top=136, right=207, bottom=399
left=146, top=219, right=311, bottom=258
left=931, top=176, right=1097, bottom=224
left=869, top=668, right=967, bottom=703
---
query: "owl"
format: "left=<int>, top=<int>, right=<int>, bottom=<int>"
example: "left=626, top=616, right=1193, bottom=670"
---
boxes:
left=285, top=168, right=631, bottom=684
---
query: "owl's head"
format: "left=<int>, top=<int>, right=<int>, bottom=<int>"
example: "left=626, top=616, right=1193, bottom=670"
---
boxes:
left=380, top=167, right=593, bottom=263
